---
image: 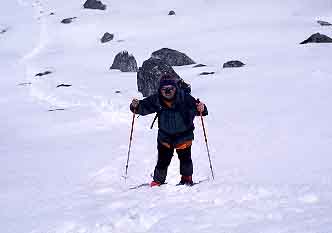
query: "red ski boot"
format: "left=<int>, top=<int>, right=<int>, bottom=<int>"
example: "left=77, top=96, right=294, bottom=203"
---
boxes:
left=150, top=181, right=161, bottom=187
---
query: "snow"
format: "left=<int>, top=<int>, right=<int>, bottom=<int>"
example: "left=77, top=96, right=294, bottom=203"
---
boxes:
left=1, top=0, right=332, bottom=233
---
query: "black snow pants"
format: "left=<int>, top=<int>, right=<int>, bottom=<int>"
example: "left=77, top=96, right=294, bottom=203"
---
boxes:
left=153, top=141, right=193, bottom=184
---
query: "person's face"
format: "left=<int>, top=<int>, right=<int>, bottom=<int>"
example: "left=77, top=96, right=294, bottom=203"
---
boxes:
left=160, top=85, right=176, bottom=100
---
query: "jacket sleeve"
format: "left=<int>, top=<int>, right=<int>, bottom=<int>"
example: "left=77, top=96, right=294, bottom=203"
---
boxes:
left=186, top=94, right=208, bottom=116
left=130, top=94, right=160, bottom=116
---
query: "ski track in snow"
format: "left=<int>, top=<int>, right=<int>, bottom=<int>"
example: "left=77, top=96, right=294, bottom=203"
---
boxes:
left=2, top=0, right=332, bottom=233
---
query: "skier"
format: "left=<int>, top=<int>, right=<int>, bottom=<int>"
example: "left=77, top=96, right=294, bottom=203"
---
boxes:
left=130, top=74, right=208, bottom=186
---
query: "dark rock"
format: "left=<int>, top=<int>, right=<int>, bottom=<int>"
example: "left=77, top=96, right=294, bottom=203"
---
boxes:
left=18, top=82, right=32, bottom=86
left=48, top=108, right=65, bottom=112
left=115, top=90, right=121, bottom=94
left=61, top=17, right=77, bottom=24
left=193, top=64, right=206, bottom=68
left=83, top=0, right=106, bottom=10
left=199, top=72, right=215, bottom=76
left=101, top=32, right=114, bottom=43
left=136, top=58, right=191, bottom=97
left=317, top=20, right=332, bottom=26
left=56, top=84, right=72, bottom=88
left=151, top=48, right=195, bottom=66
left=300, top=33, right=332, bottom=44
left=50, top=12, right=55, bottom=15
left=223, top=60, right=245, bottom=68
left=35, top=71, right=52, bottom=77
left=0, top=28, right=8, bottom=34
left=168, top=10, right=176, bottom=15
left=137, top=57, right=181, bottom=97
left=110, top=51, right=138, bottom=72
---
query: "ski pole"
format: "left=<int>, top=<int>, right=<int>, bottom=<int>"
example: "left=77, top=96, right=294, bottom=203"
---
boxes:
left=198, top=99, right=215, bottom=180
left=124, top=112, right=136, bottom=180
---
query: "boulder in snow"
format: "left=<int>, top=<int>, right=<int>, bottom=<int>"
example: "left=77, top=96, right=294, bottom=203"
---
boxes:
left=61, top=17, right=77, bottom=24
left=137, top=57, right=181, bottom=97
left=193, top=64, right=207, bottom=68
left=0, top=27, right=9, bottom=34
left=199, top=72, right=215, bottom=76
left=110, top=51, right=138, bottom=72
left=317, top=20, right=332, bottom=26
left=48, top=108, right=65, bottom=112
left=56, top=84, right=72, bottom=88
left=168, top=10, right=176, bottom=16
left=101, top=32, right=114, bottom=43
left=223, top=60, right=245, bottom=68
left=83, top=0, right=107, bottom=10
left=151, top=48, right=195, bottom=66
left=35, top=71, right=52, bottom=77
left=300, top=33, right=332, bottom=44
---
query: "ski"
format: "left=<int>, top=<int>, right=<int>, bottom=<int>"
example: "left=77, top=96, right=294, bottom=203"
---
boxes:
left=176, top=177, right=210, bottom=186
left=129, top=178, right=209, bottom=190
left=129, top=182, right=168, bottom=190
left=129, top=183, right=149, bottom=190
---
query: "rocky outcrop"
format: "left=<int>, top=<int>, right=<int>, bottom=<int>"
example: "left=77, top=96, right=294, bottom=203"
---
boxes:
left=300, top=33, right=332, bottom=44
left=223, top=60, right=245, bottom=68
left=48, top=108, right=65, bottom=112
left=168, top=10, right=176, bottom=15
left=137, top=58, right=181, bottom=97
left=151, top=48, right=195, bottom=66
left=317, top=20, right=332, bottom=26
left=56, top=84, right=72, bottom=88
left=193, top=64, right=206, bottom=68
left=199, top=72, right=215, bottom=76
left=101, top=32, right=114, bottom=43
left=35, top=71, right=52, bottom=77
left=0, top=28, right=8, bottom=34
left=61, top=17, right=77, bottom=24
left=83, top=0, right=106, bottom=10
left=110, top=51, right=138, bottom=72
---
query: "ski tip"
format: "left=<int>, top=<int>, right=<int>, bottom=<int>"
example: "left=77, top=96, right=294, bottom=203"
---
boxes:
left=129, top=183, right=150, bottom=190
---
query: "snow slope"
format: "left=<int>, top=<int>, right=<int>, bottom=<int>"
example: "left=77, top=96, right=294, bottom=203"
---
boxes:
left=1, top=0, right=332, bottom=233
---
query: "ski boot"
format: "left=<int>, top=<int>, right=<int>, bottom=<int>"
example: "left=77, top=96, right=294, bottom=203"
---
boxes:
left=178, top=175, right=194, bottom=186
left=150, top=180, right=161, bottom=187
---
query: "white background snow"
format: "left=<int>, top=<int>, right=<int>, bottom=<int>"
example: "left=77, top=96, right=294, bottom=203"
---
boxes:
left=1, top=0, right=332, bottom=233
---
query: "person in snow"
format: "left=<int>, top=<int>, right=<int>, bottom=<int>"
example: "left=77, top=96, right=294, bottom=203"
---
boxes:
left=130, top=74, right=208, bottom=186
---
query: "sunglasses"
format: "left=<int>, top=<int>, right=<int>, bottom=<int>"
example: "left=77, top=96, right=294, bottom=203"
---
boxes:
left=161, top=86, right=176, bottom=93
